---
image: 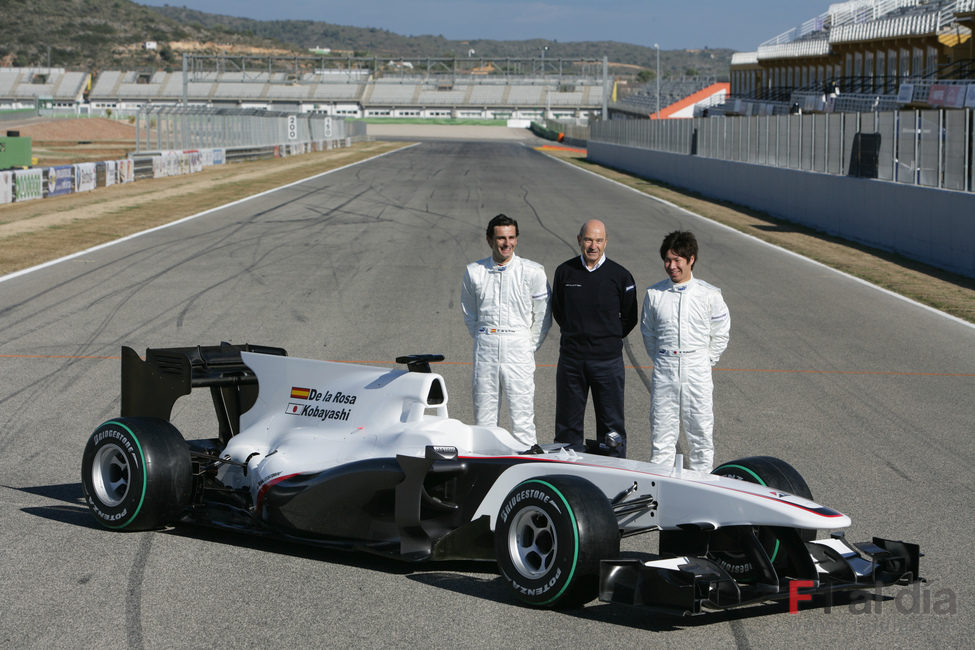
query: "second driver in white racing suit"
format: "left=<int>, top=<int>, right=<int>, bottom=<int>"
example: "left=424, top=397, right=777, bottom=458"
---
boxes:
left=641, top=231, right=730, bottom=472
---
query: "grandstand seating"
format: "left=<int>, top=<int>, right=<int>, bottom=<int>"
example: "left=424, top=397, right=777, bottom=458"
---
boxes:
left=78, top=67, right=605, bottom=119
left=468, top=85, right=507, bottom=104
left=725, top=0, right=975, bottom=116
left=0, top=68, right=88, bottom=106
left=612, top=77, right=720, bottom=116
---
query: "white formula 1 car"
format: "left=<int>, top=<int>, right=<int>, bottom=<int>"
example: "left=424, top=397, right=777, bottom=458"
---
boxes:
left=81, top=344, right=920, bottom=612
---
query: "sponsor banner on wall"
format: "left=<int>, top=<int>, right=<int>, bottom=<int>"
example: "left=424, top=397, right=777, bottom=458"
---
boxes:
left=14, top=169, right=43, bottom=201
left=0, top=171, right=12, bottom=204
left=118, top=158, right=134, bottom=183
left=212, top=148, right=226, bottom=165
left=177, top=152, right=190, bottom=175
left=153, top=151, right=180, bottom=178
left=185, top=150, right=203, bottom=173
left=928, top=84, right=965, bottom=108
left=47, top=165, right=74, bottom=197
left=104, top=160, right=117, bottom=187
left=75, top=162, right=97, bottom=192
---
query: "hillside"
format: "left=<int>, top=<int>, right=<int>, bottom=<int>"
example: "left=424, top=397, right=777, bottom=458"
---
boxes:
left=153, top=5, right=732, bottom=79
left=0, top=0, right=732, bottom=80
left=0, top=0, right=301, bottom=70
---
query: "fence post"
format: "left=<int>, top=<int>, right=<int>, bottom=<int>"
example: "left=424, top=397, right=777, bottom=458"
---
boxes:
left=914, top=109, right=920, bottom=185
left=968, top=108, right=972, bottom=193
left=938, top=109, right=944, bottom=190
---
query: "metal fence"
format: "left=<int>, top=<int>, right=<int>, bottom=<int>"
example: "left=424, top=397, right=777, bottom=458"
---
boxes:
left=590, top=109, right=974, bottom=193
left=135, top=105, right=366, bottom=152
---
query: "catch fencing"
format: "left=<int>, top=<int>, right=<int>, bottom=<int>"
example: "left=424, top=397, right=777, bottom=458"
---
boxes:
left=135, top=106, right=364, bottom=152
left=590, top=109, right=974, bottom=193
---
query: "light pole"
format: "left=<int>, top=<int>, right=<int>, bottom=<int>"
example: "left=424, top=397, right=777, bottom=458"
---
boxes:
left=654, top=43, right=660, bottom=119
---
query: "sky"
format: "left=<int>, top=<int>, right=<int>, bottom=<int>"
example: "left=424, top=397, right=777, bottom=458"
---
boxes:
left=134, top=1, right=826, bottom=51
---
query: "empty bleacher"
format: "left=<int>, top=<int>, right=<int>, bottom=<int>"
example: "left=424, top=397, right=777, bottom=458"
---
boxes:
left=78, top=65, right=604, bottom=119
left=0, top=68, right=89, bottom=107
left=612, top=77, right=719, bottom=116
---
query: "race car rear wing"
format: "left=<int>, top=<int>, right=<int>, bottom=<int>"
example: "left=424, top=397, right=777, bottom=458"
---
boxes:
left=120, top=343, right=287, bottom=443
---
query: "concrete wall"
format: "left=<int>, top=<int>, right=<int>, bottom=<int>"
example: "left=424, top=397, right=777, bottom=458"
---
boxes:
left=588, top=142, right=975, bottom=279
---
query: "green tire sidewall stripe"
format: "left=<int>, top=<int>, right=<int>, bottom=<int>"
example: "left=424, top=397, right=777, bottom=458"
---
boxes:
left=518, top=479, right=580, bottom=606
left=715, top=464, right=767, bottom=486
left=713, top=463, right=781, bottom=563
left=98, top=420, right=148, bottom=529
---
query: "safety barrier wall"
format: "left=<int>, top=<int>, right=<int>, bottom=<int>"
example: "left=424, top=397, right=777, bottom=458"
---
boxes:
left=586, top=140, right=975, bottom=278
left=591, top=110, right=975, bottom=193
left=1, top=160, right=135, bottom=204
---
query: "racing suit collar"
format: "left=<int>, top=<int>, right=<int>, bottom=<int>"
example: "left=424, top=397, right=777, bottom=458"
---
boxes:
left=669, top=275, right=695, bottom=291
left=492, top=253, right=517, bottom=271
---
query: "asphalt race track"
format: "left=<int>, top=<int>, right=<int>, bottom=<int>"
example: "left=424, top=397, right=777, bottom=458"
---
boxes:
left=1, top=131, right=973, bottom=648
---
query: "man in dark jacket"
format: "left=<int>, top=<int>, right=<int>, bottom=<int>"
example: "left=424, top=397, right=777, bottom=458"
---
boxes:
left=551, top=219, right=638, bottom=457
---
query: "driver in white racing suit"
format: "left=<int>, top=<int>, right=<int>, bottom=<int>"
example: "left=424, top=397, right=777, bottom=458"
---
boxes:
left=461, top=214, right=552, bottom=449
left=641, top=230, right=730, bottom=472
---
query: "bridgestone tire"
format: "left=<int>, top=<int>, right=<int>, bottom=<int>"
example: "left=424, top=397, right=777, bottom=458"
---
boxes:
left=713, top=456, right=813, bottom=502
left=495, top=475, right=619, bottom=609
left=709, top=456, right=815, bottom=579
left=81, top=417, right=192, bottom=531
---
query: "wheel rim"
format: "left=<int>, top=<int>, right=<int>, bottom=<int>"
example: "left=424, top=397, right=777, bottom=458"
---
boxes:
left=92, top=443, right=130, bottom=507
left=507, top=505, right=557, bottom=579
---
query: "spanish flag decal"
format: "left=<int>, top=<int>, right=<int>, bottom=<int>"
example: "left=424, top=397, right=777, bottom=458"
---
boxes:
left=290, top=387, right=311, bottom=400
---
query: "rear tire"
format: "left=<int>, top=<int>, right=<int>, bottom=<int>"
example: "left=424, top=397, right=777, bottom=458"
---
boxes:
left=495, top=475, right=619, bottom=609
left=81, top=417, right=191, bottom=531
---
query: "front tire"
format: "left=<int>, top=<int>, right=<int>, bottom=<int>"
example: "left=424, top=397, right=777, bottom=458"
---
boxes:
left=708, top=456, right=815, bottom=580
left=81, top=417, right=191, bottom=531
left=495, top=475, right=619, bottom=609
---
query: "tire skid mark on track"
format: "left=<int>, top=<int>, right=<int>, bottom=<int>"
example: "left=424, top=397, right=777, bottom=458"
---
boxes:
left=730, top=619, right=753, bottom=650
left=162, top=183, right=355, bottom=330
left=0, top=171, right=361, bottom=343
left=126, top=533, right=153, bottom=649
left=3, top=189, right=329, bottom=363
left=0, top=356, right=112, bottom=455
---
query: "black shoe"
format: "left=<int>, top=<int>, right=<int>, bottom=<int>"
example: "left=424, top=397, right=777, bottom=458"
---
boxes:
left=520, top=444, right=545, bottom=455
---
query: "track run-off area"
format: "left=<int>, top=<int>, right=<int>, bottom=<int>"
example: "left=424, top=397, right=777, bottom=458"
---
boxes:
left=1, top=128, right=973, bottom=648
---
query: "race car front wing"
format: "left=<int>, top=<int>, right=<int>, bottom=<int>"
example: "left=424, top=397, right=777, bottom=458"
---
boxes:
left=599, top=530, right=921, bottom=615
